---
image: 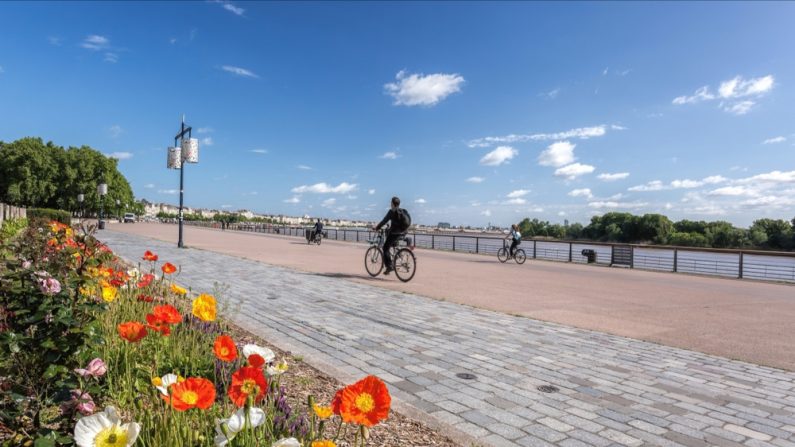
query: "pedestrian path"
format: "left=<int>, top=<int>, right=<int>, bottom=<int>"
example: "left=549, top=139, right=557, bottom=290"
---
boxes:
left=102, top=230, right=795, bottom=447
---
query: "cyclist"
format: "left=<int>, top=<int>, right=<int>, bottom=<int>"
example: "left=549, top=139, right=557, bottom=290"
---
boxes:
left=372, top=196, right=411, bottom=275
left=506, top=224, right=522, bottom=258
left=312, top=218, right=324, bottom=242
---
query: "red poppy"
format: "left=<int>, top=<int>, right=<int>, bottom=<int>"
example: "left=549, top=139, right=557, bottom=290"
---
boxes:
left=137, top=294, right=154, bottom=303
left=146, top=314, right=171, bottom=336
left=213, top=335, right=238, bottom=362
left=152, top=304, right=182, bottom=324
left=228, top=366, right=267, bottom=407
left=137, top=273, right=155, bottom=288
left=143, top=250, right=159, bottom=262
left=247, top=354, right=265, bottom=368
left=117, top=321, right=147, bottom=342
left=161, top=262, right=177, bottom=275
left=331, top=388, right=344, bottom=415
left=336, top=376, right=391, bottom=427
left=166, top=377, right=216, bottom=411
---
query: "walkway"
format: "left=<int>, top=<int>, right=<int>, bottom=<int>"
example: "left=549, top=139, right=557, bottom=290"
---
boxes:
left=101, top=229, right=795, bottom=447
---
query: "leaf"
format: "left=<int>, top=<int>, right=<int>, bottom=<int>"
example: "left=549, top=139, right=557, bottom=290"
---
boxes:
left=43, top=364, right=68, bottom=379
left=34, top=436, right=55, bottom=447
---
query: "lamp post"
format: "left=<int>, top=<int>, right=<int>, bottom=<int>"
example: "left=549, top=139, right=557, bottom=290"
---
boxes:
left=97, top=183, right=108, bottom=229
left=77, top=193, right=84, bottom=223
left=167, top=115, right=199, bottom=248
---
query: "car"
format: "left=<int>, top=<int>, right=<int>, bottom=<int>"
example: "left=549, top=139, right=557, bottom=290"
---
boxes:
left=123, top=213, right=136, bottom=223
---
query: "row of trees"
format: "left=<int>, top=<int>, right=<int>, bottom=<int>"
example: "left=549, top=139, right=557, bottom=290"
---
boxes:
left=155, top=211, right=281, bottom=225
left=0, top=137, right=140, bottom=216
left=519, top=213, right=795, bottom=250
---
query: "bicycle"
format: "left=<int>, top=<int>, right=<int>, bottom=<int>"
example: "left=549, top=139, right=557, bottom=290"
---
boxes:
left=364, top=229, right=416, bottom=282
left=497, top=239, right=526, bottom=264
left=308, top=230, right=322, bottom=245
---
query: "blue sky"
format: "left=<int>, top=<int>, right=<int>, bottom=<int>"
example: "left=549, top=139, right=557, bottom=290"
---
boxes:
left=1, top=1, right=794, bottom=227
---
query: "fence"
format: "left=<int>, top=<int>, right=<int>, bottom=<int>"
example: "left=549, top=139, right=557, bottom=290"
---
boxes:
left=176, top=220, right=795, bottom=284
left=0, top=203, right=27, bottom=226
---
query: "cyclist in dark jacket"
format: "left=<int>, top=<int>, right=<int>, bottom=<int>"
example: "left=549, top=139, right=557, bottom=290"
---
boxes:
left=373, top=196, right=408, bottom=275
left=312, top=219, right=324, bottom=241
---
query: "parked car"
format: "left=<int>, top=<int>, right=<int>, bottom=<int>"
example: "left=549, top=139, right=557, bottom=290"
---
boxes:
left=123, top=213, right=136, bottom=223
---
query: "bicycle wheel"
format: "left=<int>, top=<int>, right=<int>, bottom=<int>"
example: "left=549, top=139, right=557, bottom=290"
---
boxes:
left=514, top=249, right=526, bottom=264
left=497, top=247, right=509, bottom=263
left=364, top=246, right=383, bottom=277
left=316, top=236, right=321, bottom=245
left=393, top=248, right=416, bottom=282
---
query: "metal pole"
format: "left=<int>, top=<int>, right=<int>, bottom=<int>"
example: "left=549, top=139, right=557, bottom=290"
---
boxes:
left=673, top=248, right=678, bottom=272
left=177, top=118, right=186, bottom=248
left=738, top=252, right=744, bottom=279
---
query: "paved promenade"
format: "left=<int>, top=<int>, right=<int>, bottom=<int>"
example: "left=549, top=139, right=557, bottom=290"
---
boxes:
left=102, top=229, right=795, bottom=447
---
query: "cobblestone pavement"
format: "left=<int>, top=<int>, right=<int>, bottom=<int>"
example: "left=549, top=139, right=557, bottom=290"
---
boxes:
left=103, top=230, right=795, bottom=447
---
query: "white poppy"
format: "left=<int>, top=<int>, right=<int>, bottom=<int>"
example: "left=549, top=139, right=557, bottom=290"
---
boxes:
left=152, top=373, right=180, bottom=396
left=272, top=438, right=301, bottom=447
left=73, top=406, right=140, bottom=447
left=241, top=344, right=275, bottom=364
left=214, top=407, right=266, bottom=446
left=126, top=268, right=140, bottom=281
left=265, top=360, right=289, bottom=377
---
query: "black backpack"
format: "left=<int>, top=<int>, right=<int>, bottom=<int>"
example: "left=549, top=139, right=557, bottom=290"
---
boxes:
left=395, top=208, right=412, bottom=232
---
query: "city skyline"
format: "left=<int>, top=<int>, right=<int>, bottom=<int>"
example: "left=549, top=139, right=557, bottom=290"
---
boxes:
left=1, top=2, right=794, bottom=226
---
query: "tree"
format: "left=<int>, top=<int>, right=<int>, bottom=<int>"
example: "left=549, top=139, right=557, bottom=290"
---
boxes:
left=749, top=219, right=793, bottom=250
left=637, top=214, right=673, bottom=244
left=565, top=222, right=584, bottom=240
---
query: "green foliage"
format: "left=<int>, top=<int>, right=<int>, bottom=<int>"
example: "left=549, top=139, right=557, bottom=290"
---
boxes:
left=0, top=137, right=136, bottom=215
left=0, top=218, right=27, bottom=242
left=28, top=208, right=72, bottom=226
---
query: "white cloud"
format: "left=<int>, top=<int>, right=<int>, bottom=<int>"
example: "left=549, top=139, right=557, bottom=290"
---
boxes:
left=763, top=136, right=786, bottom=144
left=554, top=163, right=595, bottom=179
left=538, top=141, right=576, bottom=167
left=108, top=125, right=123, bottom=138
left=672, top=86, right=714, bottom=105
left=468, top=125, right=608, bottom=148
left=540, top=88, right=560, bottom=99
left=158, top=189, right=179, bottom=195
left=368, top=189, right=376, bottom=195
left=144, top=183, right=155, bottom=189
left=297, top=165, right=312, bottom=170
left=506, top=189, right=529, bottom=198
left=568, top=188, right=593, bottom=199
left=249, top=149, right=268, bottom=154
left=384, top=70, right=464, bottom=106
left=103, top=53, right=118, bottom=63
left=588, top=201, right=648, bottom=209
left=221, top=65, right=259, bottom=78
left=481, top=210, right=492, bottom=217
left=415, top=198, right=427, bottom=204
left=201, top=137, right=214, bottom=146
left=504, top=198, right=526, bottom=205
left=480, top=146, right=517, bottom=166
left=673, top=75, right=774, bottom=115
left=702, top=175, right=727, bottom=184
left=722, top=100, right=755, bottom=115
left=630, top=175, right=726, bottom=191
left=629, top=180, right=664, bottom=192
left=291, top=182, right=357, bottom=194
left=597, top=172, right=629, bottom=181
left=221, top=204, right=233, bottom=208
left=283, top=196, right=300, bottom=204
left=718, top=75, right=774, bottom=98
left=222, top=3, right=245, bottom=15
left=380, top=151, right=399, bottom=160
left=197, top=127, right=213, bottom=134
left=466, top=176, right=485, bottom=183
left=737, top=170, right=795, bottom=184
left=321, top=198, right=337, bottom=207
left=107, top=151, right=133, bottom=160
left=708, top=186, right=755, bottom=197
left=81, top=35, right=109, bottom=50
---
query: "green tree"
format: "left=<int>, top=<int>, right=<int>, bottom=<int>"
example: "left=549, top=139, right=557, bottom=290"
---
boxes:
left=749, top=219, right=793, bottom=250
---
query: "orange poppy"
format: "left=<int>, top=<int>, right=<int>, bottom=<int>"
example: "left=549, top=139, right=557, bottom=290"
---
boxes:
left=143, top=250, right=159, bottom=262
left=146, top=314, right=172, bottom=336
left=137, top=294, right=154, bottom=303
left=152, top=304, right=182, bottom=324
left=213, top=335, right=238, bottom=362
left=137, top=273, right=154, bottom=288
left=117, top=321, right=148, bottom=343
left=331, top=388, right=343, bottom=415
left=247, top=354, right=265, bottom=368
left=166, top=377, right=216, bottom=411
left=228, top=366, right=267, bottom=407
left=161, top=262, right=177, bottom=274
left=336, top=376, right=391, bottom=427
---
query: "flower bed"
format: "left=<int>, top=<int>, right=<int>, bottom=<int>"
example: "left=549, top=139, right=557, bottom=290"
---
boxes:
left=1, top=222, right=435, bottom=447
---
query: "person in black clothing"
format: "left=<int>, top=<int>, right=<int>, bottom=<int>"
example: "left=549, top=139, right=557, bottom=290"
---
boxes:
left=312, top=219, right=324, bottom=241
left=372, top=196, right=408, bottom=275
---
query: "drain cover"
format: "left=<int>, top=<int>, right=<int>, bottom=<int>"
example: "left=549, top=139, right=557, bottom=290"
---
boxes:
left=456, top=373, right=477, bottom=380
left=537, top=385, right=559, bottom=393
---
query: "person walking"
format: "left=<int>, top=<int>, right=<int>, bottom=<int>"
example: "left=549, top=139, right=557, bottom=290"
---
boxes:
left=372, top=196, right=411, bottom=275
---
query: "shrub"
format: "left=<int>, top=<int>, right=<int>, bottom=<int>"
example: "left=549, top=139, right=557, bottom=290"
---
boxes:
left=0, top=218, right=27, bottom=242
left=28, top=208, right=71, bottom=227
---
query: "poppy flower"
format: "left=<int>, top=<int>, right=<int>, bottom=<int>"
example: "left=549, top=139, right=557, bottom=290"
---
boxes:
left=214, top=335, right=238, bottom=362
left=166, top=377, right=216, bottom=411
left=247, top=354, right=265, bottom=368
left=101, top=285, right=118, bottom=303
left=152, top=304, right=182, bottom=324
left=137, top=273, right=154, bottom=288
left=313, top=404, right=333, bottom=420
left=143, top=250, right=159, bottom=262
left=73, top=406, right=140, bottom=447
left=241, top=344, right=275, bottom=364
left=214, top=407, right=267, bottom=446
left=311, top=441, right=336, bottom=447
left=117, top=322, right=147, bottom=343
left=152, top=373, right=184, bottom=396
left=161, top=262, right=177, bottom=275
left=228, top=366, right=267, bottom=407
left=145, top=314, right=171, bottom=336
left=192, top=294, right=217, bottom=322
left=170, top=283, right=187, bottom=296
left=137, top=294, right=154, bottom=303
left=336, top=375, right=391, bottom=427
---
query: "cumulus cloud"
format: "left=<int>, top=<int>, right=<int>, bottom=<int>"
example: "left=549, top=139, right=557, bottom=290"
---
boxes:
left=197, top=127, right=213, bottom=134
left=554, top=163, right=595, bottom=180
left=672, top=86, right=714, bottom=105
left=321, top=198, right=336, bottom=207
left=480, top=210, right=492, bottom=217
left=588, top=201, right=648, bottom=209
left=297, top=165, right=312, bottom=170
left=249, top=149, right=268, bottom=154
left=221, top=65, right=259, bottom=78
left=506, top=189, right=529, bottom=198
left=368, top=189, right=376, bottom=195
left=379, top=151, right=399, bottom=159
left=144, top=183, right=155, bottom=189
left=158, top=189, right=179, bottom=195
left=81, top=35, right=109, bottom=50
left=466, top=177, right=485, bottom=183
left=201, top=137, right=214, bottom=146
left=108, top=125, right=123, bottom=138
left=597, top=172, right=629, bottom=181
left=107, top=151, right=133, bottom=160
left=722, top=100, right=755, bottom=115
left=384, top=70, right=464, bottom=106
left=480, top=146, right=517, bottom=166
left=672, top=75, right=774, bottom=115
left=415, top=198, right=427, bottom=204
left=283, top=196, right=300, bottom=204
left=629, top=175, right=726, bottom=192
left=468, top=125, right=609, bottom=148
left=538, top=141, right=576, bottom=167
left=504, top=198, right=526, bottom=205
left=568, top=188, right=593, bottom=199
left=291, top=182, right=357, bottom=194
left=211, top=0, right=245, bottom=15
left=763, top=136, right=786, bottom=144
left=708, top=186, right=754, bottom=197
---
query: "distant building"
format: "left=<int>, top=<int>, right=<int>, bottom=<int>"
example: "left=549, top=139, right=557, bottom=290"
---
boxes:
left=438, top=222, right=451, bottom=229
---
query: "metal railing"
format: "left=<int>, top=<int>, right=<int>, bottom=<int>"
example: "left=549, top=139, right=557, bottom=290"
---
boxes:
left=172, top=220, right=795, bottom=284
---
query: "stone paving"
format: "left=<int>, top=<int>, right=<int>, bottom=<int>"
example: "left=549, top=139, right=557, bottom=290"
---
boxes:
left=102, top=230, right=795, bottom=447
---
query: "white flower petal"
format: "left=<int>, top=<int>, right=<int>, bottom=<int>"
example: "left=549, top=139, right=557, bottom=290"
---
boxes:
left=124, top=422, right=141, bottom=446
left=103, top=406, right=121, bottom=424
left=73, top=408, right=114, bottom=447
left=241, top=344, right=275, bottom=363
left=227, top=409, right=246, bottom=434
left=272, top=438, right=301, bottom=447
left=248, top=407, right=266, bottom=428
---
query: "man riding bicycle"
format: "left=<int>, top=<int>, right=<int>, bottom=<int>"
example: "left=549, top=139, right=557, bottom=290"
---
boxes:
left=372, top=196, right=411, bottom=275
left=506, top=224, right=522, bottom=258
left=312, top=218, right=324, bottom=241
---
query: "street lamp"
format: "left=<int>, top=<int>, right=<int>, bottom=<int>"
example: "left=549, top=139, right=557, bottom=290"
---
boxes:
left=97, top=183, right=108, bottom=229
left=77, top=193, right=84, bottom=222
left=167, top=115, right=199, bottom=248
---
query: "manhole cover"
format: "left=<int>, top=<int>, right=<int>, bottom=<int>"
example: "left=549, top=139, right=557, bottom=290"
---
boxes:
left=456, top=373, right=477, bottom=380
left=537, top=385, right=559, bottom=393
